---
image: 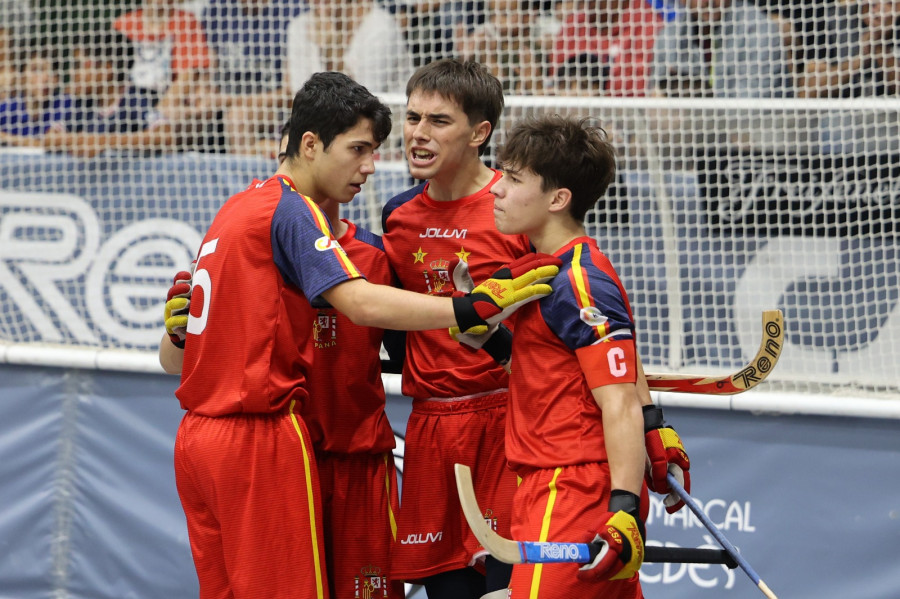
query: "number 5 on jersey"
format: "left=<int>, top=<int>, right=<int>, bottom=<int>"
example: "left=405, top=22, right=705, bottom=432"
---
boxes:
left=187, top=238, right=218, bottom=336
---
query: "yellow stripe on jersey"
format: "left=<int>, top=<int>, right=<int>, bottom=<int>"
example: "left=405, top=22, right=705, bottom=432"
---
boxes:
left=288, top=182, right=362, bottom=279
left=530, top=467, right=563, bottom=599
left=570, top=244, right=610, bottom=340
left=289, top=399, right=326, bottom=599
left=383, top=453, right=398, bottom=540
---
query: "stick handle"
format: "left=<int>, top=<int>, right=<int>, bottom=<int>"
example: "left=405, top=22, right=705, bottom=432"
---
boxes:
left=666, top=473, right=778, bottom=599
left=645, top=546, right=736, bottom=567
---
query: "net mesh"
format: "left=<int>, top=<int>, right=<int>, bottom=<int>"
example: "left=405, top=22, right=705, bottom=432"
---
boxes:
left=1, top=0, right=899, bottom=395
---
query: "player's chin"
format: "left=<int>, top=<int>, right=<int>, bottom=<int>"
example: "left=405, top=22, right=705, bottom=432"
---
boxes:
left=493, top=213, right=512, bottom=235
left=345, top=184, right=363, bottom=199
left=407, top=162, right=437, bottom=181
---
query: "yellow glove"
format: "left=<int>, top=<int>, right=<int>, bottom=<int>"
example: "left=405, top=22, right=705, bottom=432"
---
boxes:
left=163, top=268, right=193, bottom=348
left=451, top=253, right=561, bottom=333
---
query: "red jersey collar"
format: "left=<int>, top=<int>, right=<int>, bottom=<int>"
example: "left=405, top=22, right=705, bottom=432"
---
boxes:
left=420, top=168, right=502, bottom=208
left=553, top=235, right=597, bottom=257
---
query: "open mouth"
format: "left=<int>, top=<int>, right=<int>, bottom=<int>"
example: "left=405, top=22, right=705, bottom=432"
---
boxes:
left=409, top=149, right=436, bottom=165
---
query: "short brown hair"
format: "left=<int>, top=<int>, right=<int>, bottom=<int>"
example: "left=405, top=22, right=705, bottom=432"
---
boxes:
left=498, top=115, right=617, bottom=223
left=406, top=58, right=504, bottom=156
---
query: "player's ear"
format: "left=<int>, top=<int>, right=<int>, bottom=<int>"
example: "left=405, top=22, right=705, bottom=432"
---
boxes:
left=300, top=131, right=320, bottom=159
left=470, top=120, right=491, bottom=149
left=549, top=188, right=572, bottom=214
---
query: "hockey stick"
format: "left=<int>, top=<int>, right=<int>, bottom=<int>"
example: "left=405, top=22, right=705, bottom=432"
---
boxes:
left=666, top=473, right=778, bottom=599
left=454, top=464, right=736, bottom=568
left=645, top=309, right=784, bottom=394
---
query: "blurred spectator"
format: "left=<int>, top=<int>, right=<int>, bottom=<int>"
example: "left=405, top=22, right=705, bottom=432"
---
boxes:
left=286, top=0, right=413, bottom=96
left=34, top=30, right=203, bottom=158
left=0, top=46, right=73, bottom=145
left=766, top=0, right=840, bottom=78
left=389, top=1, right=456, bottom=66
left=455, top=0, right=546, bottom=93
left=797, top=0, right=900, bottom=98
left=202, top=0, right=302, bottom=154
left=648, top=0, right=791, bottom=98
left=0, top=0, right=34, bottom=100
left=797, top=0, right=900, bottom=154
left=64, top=30, right=157, bottom=135
left=113, top=0, right=217, bottom=143
left=555, top=51, right=607, bottom=96
left=646, top=0, right=792, bottom=167
left=549, top=0, right=665, bottom=96
left=390, top=1, right=486, bottom=66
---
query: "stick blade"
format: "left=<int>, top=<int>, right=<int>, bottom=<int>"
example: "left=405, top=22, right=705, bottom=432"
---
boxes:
left=454, top=463, right=524, bottom=564
left=646, top=309, right=784, bottom=394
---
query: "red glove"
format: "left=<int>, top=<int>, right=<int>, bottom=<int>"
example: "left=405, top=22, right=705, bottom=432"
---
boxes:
left=451, top=253, right=561, bottom=332
left=643, top=405, right=691, bottom=513
left=163, top=268, right=193, bottom=349
left=577, top=491, right=645, bottom=582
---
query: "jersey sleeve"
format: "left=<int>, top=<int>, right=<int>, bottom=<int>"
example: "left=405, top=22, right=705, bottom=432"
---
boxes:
left=545, top=260, right=637, bottom=387
left=270, top=190, right=365, bottom=299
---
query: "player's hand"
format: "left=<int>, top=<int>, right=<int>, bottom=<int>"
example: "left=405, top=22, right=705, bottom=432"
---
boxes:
left=450, top=322, right=513, bottom=366
left=451, top=253, right=561, bottom=333
left=447, top=258, right=514, bottom=365
left=164, top=268, right=193, bottom=349
left=643, top=405, right=691, bottom=513
left=577, top=491, right=645, bottom=582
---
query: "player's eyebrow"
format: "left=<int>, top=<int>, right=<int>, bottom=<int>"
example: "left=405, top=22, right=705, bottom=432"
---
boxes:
left=406, top=109, right=453, bottom=121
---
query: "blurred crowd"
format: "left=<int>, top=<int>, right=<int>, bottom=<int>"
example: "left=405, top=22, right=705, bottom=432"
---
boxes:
left=1, top=0, right=898, bottom=158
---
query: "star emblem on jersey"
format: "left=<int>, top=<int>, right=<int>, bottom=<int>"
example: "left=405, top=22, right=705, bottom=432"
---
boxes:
left=413, top=247, right=427, bottom=264
left=455, top=246, right=471, bottom=262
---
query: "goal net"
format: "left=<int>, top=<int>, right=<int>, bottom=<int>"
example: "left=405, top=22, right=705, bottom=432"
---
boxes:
left=1, top=0, right=899, bottom=398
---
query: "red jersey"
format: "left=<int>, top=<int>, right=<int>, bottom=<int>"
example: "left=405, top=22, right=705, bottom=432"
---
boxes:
left=176, top=176, right=363, bottom=416
left=505, top=237, right=637, bottom=472
left=303, top=220, right=397, bottom=454
left=381, top=171, right=532, bottom=399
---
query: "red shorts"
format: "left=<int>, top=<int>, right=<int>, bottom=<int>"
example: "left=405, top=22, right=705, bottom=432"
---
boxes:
left=508, top=463, right=646, bottom=599
left=390, top=391, right=517, bottom=582
left=174, top=403, right=328, bottom=599
left=316, top=450, right=404, bottom=599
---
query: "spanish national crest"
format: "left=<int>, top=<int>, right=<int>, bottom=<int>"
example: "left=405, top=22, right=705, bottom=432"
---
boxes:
left=355, top=564, right=388, bottom=599
left=313, top=312, right=338, bottom=348
left=422, top=261, right=452, bottom=295
left=483, top=508, right=498, bottom=532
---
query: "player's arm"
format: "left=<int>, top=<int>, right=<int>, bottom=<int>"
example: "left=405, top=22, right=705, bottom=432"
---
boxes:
left=159, top=332, right=184, bottom=375
left=573, top=328, right=645, bottom=582
left=577, top=380, right=646, bottom=583
left=323, top=278, right=457, bottom=329
left=322, top=253, right=561, bottom=332
left=592, top=382, right=645, bottom=496
left=636, top=352, right=692, bottom=513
